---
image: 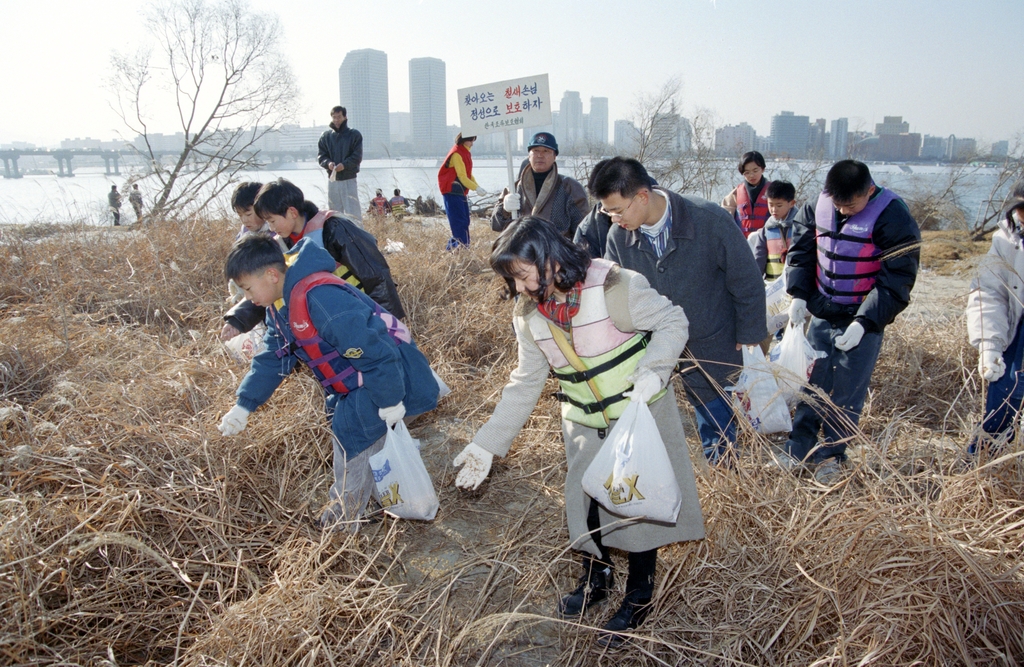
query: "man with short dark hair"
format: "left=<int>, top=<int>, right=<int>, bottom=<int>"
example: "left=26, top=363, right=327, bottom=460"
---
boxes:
left=491, top=132, right=588, bottom=238
left=317, top=105, right=363, bottom=225
left=781, top=159, right=920, bottom=484
left=108, top=185, right=122, bottom=226
left=591, top=157, right=767, bottom=464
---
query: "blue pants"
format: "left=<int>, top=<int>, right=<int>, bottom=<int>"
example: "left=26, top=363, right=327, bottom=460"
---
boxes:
left=690, top=395, right=736, bottom=464
left=443, top=193, right=470, bottom=251
left=785, top=317, right=883, bottom=464
left=971, top=319, right=1024, bottom=453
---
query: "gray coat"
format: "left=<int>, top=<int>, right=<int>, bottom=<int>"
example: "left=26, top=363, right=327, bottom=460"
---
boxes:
left=605, top=188, right=768, bottom=404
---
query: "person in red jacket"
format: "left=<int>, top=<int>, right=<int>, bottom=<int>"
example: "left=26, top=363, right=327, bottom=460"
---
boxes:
left=437, top=133, right=477, bottom=251
left=721, top=151, right=771, bottom=238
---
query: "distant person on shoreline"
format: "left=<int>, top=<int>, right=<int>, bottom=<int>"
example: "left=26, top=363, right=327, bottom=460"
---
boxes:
left=108, top=185, right=122, bottom=226
left=368, top=189, right=391, bottom=218
left=721, top=151, right=771, bottom=238
left=317, top=105, right=363, bottom=225
left=490, top=131, right=588, bottom=239
left=437, top=133, right=478, bottom=251
left=966, top=179, right=1024, bottom=459
left=389, top=189, right=409, bottom=220
left=129, top=184, right=143, bottom=221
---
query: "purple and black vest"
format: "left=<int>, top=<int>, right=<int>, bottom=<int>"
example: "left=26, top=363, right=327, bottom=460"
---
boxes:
left=814, top=187, right=899, bottom=305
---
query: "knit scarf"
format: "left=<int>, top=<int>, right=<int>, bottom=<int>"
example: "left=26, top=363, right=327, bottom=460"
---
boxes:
left=537, top=284, right=581, bottom=331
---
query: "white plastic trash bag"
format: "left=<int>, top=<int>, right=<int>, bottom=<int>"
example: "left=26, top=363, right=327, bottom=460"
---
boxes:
left=581, top=400, right=682, bottom=523
left=431, top=367, right=452, bottom=400
left=730, top=345, right=793, bottom=434
left=369, top=422, right=439, bottom=520
left=764, top=276, right=792, bottom=334
left=223, top=324, right=267, bottom=364
left=770, top=323, right=827, bottom=407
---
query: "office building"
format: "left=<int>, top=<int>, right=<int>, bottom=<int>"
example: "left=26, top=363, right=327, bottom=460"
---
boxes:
left=614, top=120, right=639, bottom=155
left=829, top=118, right=849, bottom=159
left=875, top=116, right=910, bottom=135
left=339, top=49, right=390, bottom=158
left=587, top=97, right=609, bottom=146
left=715, top=123, right=757, bottom=156
left=770, top=111, right=810, bottom=158
left=409, top=57, right=447, bottom=156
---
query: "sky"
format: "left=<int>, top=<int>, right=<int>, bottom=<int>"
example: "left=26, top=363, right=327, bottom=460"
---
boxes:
left=2, top=0, right=1021, bottom=148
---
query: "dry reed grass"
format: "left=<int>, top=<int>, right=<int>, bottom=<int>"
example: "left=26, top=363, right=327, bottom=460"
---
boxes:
left=0, top=215, right=1021, bottom=666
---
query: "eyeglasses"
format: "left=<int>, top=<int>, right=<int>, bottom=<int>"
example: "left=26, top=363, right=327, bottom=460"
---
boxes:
left=599, top=194, right=638, bottom=220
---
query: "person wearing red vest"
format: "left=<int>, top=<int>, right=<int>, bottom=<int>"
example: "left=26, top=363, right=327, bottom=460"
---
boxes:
left=721, top=151, right=771, bottom=238
left=437, top=133, right=478, bottom=251
left=218, top=234, right=439, bottom=532
left=780, top=160, right=920, bottom=484
left=368, top=189, right=391, bottom=217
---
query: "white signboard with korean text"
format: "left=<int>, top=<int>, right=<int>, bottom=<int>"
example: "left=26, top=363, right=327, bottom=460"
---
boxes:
left=456, top=74, right=551, bottom=138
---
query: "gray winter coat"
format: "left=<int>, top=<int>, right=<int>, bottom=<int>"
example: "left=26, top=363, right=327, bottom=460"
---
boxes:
left=605, top=188, right=768, bottom=403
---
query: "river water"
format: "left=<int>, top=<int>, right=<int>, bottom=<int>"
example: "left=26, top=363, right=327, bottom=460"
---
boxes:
left=0, top=157, right=1009, bottom=227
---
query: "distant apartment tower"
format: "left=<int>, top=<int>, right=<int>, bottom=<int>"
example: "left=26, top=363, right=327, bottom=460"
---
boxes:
left=829, top=118, right=849, bottom=159
left=390, top=112, right=413, bottom=146
left=409, top=57, right=447, bottom=156
left=339, top=49, right=390, bottom=158
left=587, top=97, right=609, bottom=145
left=920, top=135, right=946, bottom=160
left=715, top=123, right=757, bottom=157
left=555, top=91, right=584, bottom=149
left=875, top=116, right=910, bottom=135
left=770, top=111, right=810, bottom=158
left=991, top=140, right=1010, bottom=158
left=614, top=120, right=640, bottom=155
left=808, top=118, right=827, bottom=156
left=946, top=135, right=977, bottom=161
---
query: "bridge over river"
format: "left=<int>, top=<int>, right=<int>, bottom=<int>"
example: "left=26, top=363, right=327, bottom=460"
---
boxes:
left=0, top=148, right=314, bottom=178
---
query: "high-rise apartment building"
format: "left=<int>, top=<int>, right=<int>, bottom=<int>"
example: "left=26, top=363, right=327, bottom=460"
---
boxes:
left=715, top=123, right=757, bottom=156
left=555, top=91, right=584, bottom=149
left=829, top=118, right=849, bottom=159
left=588, top=97, right=609, bottom=145
left=770, top=111, right=810, bottom=158
left=614, top=120, right=639, bottom=155
left=339, top=49, right=390, bottom=158
left=409, top=57, right=447, bottom=156
left=875, top=116, right=910, bottom=135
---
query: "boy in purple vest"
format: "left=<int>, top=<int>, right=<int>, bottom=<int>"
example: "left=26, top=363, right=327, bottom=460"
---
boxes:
left=217, top=234, right=439, bottom=531
left=779, top=160, right=920, bottom=484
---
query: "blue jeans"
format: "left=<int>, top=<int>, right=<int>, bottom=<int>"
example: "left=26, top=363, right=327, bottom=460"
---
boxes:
left=971, top=319, right=1024, bottom=453
left=443, top=193, right=470, bottom=251
left=690, top=395, right=736, bottom=464
left=785, top=317, right=883, bottom=464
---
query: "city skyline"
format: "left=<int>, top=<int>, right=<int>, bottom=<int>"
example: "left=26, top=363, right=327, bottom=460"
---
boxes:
left=1, top=0, right=1020, bottom=150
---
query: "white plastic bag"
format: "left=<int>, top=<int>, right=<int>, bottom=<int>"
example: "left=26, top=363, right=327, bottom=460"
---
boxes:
left=223, top=324, right=267, bottom=364
left=581, top=400, right=682, bottom=523
left=764, top=276, right=792, bottom=334
left=369, top=422, right=438, bottom=520
left=730, top=345, right=792, bottom=434
left=770, top=322, right=827, bottom=407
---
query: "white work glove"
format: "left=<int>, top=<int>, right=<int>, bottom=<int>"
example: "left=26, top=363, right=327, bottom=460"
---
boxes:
left=789, top=297, right=808, bottom=325
left=834, top=321, right=865, bottom=351
left=453, top=442, right=493, bottom=491
left=378, top=402, right=406, bottom=428
left=502, top=193, right=521, bottom=214
left=980, top=350, right=1006, bottom=382
left=218, top=405, right=250, bottom=436
left=624, top=369, right=662, bottom=403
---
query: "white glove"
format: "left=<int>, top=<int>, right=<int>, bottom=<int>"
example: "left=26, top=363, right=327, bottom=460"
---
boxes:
left=502, top=193, right=521, bottom=214
left=218, top=405, right=250, bottom=436
left=624, top=369, right=662, bottom=403
left=789, top=297, right=808, bottom=325
left=453, top=442, right=493, bottom=490
left=378, top=402, right=406, bottom=428
left=980, top=350, right=1006, bottom=382
left=834, top=321, right=865, bottom=351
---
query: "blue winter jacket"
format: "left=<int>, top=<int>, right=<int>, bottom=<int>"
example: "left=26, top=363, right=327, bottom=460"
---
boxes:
left=235, top=239, right=438, bottom=456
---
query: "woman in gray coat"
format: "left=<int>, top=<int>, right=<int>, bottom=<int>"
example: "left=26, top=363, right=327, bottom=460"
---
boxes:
left=452, top=217, right=705, bottom=647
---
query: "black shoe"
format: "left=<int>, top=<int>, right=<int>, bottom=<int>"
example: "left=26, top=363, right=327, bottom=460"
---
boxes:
left=557, top=565, right=613, bottom=618
left=597, top=592, right=652, bottom=648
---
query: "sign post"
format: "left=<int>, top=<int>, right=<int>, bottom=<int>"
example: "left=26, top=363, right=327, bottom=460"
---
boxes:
left=456, top=74, right=551, bottom=220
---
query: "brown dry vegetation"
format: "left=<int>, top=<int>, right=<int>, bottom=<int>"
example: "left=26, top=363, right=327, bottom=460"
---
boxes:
left=0, top=219, right=1021, bottom=666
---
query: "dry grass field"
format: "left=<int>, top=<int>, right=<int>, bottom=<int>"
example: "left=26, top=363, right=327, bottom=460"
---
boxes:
left=0, top=217, right=1021, bottom=666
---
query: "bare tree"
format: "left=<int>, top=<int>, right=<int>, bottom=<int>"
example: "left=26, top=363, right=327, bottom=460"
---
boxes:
left=110, top=0, right=298, bottom=218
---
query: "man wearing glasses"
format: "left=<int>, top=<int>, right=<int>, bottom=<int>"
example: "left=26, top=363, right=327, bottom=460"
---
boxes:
left=589, top=157, right=767, bottom=465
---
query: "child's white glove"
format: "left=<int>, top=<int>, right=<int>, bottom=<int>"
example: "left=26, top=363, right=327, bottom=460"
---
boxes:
left=624, top=369, right=662, bottom=403
left=378, top=402, right=406, bottom=428
left=788, top=297, right=808, bottom=325
left=218, top=405, right=250, bottom=436
left=835, top=321, right=865, bottom=351
left=502, top=193, right=521, bottom=214
left=453, top=442, right=493, bottom=490
left=980, top=350, right=1006, bottom=381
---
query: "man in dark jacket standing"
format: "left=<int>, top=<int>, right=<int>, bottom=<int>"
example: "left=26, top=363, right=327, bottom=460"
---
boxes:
left=591, top=157, right=767, bottom=464
left=317, top=106, right=363, bottom=225
left=781, top=160, right=919, bottom=484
